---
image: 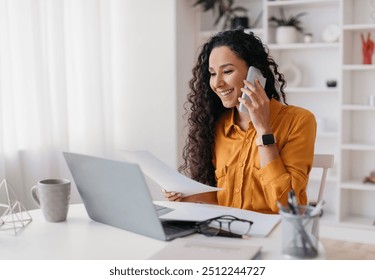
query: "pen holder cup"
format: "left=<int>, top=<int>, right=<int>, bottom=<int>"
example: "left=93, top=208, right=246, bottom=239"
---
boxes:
left=280, top=205, right=320, bottom=259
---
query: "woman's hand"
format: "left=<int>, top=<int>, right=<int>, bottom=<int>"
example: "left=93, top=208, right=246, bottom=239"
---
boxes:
left=162, top=188, right=184, bottom=202
left=239, top=78, right=280, bottom=168
left=239, top=79, right=272, bottom=135
left=161, top=189, right=218, bottom=204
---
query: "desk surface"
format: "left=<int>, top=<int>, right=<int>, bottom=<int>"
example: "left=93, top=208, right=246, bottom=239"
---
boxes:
left=1, top=204, right=324, bottom=260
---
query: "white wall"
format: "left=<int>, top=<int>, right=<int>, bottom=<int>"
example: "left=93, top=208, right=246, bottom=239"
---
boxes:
left=176, top=0, right=197, bottom=168
left=113, top=0, right=197, bottom=170
left=111, top=0, right=178, bottom=168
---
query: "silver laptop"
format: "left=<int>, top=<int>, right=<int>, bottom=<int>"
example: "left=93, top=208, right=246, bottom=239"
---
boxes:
left=63, top=152, right=197, bottom=241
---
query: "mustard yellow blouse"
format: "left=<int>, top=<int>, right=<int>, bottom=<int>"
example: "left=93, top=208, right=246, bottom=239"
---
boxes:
left=213, top=99, right=316, bottom=214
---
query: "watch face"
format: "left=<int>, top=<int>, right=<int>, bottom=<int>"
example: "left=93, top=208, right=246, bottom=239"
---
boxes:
left=262, top=134, right=275, bottom=145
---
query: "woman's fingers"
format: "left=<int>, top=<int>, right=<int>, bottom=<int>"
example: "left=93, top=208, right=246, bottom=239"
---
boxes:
left=162, top=188, right=183, bottom=202
left=239, top=79, right=271, bottom=133
left=243, top=79, right=266, bottom=100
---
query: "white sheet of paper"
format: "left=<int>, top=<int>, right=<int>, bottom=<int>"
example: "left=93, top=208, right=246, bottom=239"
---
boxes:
left=154, top=201, right=281, bottom=237
left=149, top=238, right=262, bottom=260
left=119, top=150, right=221, bottom=196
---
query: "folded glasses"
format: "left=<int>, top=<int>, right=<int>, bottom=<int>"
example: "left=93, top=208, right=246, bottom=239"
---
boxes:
left=195, top=215, right=253, bottom=237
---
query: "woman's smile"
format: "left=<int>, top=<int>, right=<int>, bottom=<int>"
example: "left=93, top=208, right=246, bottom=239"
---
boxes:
left=218, top=88, right=234, bottom=97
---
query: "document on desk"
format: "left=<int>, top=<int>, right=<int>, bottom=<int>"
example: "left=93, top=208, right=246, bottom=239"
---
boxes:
left=154, top=201, right=281, bottom=237
left=119, top=150, right=222, bottom=196
left=149, top=239, right=262, bottom=260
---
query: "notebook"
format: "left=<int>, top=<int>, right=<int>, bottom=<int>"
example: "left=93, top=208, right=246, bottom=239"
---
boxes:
left=63, top=152, right=197, bottom=241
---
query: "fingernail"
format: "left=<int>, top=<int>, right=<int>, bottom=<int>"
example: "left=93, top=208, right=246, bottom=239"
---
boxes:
left=171, top=192, right=176, bottom=196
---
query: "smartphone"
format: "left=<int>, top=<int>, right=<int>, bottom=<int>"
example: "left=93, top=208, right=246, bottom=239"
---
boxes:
left=238, top=66, right=267, bottom=114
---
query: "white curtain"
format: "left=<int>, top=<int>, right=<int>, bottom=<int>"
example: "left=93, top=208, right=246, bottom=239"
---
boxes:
left=0, top=0, right=178, bottom=209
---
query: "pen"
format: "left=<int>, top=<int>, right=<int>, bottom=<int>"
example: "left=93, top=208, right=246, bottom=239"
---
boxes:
left=290, top=189, right=299, bottom=212
left=287, top=190, right=297, bottom=214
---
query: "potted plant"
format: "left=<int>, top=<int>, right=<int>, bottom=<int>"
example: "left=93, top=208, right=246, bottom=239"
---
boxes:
left=193, top=0, right=249, bottom=30
left=269, top=8, right=306, bottom=44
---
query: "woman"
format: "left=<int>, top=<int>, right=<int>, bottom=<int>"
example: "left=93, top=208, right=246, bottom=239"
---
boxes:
left=165, top=29, right=316, bottom=214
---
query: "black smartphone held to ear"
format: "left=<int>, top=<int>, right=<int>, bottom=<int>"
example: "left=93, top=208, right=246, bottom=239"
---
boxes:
left=239, top=66, right=267, bottom=114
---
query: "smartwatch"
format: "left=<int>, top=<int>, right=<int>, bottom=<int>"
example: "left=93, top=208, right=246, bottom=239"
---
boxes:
left=256, top=134, right=276, bottom=146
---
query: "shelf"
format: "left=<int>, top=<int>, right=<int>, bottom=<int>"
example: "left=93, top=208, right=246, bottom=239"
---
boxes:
left=340, top=181, right=375, bottom=191
left=340, top=215, right=375, bottom=230
left=342, top=65, right=375, bottom=71
left=341, top=143, right=375, bottom=151
left=268, top=42, right=339, bottom=50
left=342, top=104, right=375, bottom=111
left=343, top=24, right=375, bottom=31
left=286, top=87, right=339, bottom=93
left=267, top=0, right=340, bottom=8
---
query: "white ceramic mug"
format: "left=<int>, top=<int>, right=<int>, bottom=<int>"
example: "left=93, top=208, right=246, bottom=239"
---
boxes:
left=31, top=179, right=71, bottom=222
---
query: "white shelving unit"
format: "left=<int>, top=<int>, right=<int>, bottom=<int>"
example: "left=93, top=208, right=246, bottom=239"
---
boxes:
left=193, top=0, right=375, bottom=231
left=339, top=0, right=375, bottom=229
left=265, top=0, right=342, bottom=225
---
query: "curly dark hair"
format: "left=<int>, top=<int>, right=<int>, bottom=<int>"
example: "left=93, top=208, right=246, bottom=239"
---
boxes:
left=179, top=29, right=287, bottom=186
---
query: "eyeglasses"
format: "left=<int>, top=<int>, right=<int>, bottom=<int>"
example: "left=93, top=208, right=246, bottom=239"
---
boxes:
left=195, top=215, right=253, bottom=237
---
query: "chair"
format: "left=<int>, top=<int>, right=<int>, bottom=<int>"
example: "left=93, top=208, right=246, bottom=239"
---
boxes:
left=310, top=154, right=335, bottom=205
left=310, top=154, right=334, bottom=236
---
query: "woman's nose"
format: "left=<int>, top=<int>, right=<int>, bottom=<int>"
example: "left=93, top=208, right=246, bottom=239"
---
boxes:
left=214, top=74, right=225, bottom=88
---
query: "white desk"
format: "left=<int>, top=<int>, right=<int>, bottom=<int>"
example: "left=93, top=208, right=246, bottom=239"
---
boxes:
left=1, top=204, right=324, bottom=260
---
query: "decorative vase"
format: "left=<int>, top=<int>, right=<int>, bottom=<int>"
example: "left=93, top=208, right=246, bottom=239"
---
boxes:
left=276, top=26, right=298, bottom=44
left=280, top=60, right=302, bottom=87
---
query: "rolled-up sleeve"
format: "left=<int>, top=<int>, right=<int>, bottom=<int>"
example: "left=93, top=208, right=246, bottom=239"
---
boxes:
left=257, top=112, right=316, bottom=212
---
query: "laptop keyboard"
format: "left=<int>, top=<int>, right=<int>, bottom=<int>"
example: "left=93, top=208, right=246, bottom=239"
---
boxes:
left=153, top=204, right=198, bottom=238
left=161, top=220, right=197, bottom=235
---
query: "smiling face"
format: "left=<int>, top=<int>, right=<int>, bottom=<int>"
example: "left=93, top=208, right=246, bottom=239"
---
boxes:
left=209, top=46, right=248, bottom=108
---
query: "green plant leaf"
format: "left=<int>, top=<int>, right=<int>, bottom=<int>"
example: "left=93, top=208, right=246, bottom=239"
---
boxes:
left=193, top=0, right=248, bottom=28
left=193, top=0, right=217, bottom=11
left=268, top=8, right=307, bottom=32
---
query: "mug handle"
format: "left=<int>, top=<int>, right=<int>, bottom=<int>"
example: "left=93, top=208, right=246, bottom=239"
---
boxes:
left=31, top=185, right=40, bottom=207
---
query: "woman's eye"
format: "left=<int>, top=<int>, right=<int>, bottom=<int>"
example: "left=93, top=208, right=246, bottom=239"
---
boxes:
left=209, top=72, right=216, bottom=76
left=224, top=70, right=233, bottom=74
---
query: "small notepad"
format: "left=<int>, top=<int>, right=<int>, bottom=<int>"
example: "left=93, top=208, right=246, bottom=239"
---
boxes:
left=149, top=239, right=262, bottom=260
